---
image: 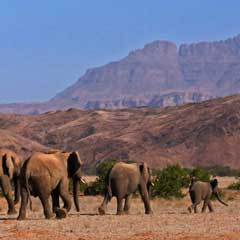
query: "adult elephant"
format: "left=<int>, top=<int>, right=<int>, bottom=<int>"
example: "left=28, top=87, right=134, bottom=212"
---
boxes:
left=188, top=178, right=228, bottom=213
left=98, top=161, right=153, bottom=215
left=17, top=150, right=83, bottom=220
left=0, top=148, right=21, bottom=214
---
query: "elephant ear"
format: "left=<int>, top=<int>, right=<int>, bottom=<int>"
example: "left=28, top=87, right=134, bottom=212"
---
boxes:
left=67, top=151, right=82, bottom=178
left=2, top=154, right=14, bottom=179
left=210, top=179, right=218, bottom=191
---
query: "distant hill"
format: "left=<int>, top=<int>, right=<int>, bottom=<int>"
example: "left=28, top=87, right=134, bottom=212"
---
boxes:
left=1, top=34, right=240, bottom=114
left=1, top=94, right=240, bottom=170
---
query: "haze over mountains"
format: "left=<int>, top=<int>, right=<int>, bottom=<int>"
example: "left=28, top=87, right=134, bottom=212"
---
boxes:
left=1, top=34, right=240, bottom=114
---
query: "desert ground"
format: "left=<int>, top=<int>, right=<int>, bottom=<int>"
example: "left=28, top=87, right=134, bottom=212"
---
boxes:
left=0, top=177, right=240, bottom=240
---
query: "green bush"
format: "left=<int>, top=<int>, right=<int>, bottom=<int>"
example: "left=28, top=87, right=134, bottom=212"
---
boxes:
left=227, top=181, right=240, bottom=190
left=189, top=167, right=210, bottom=182
left=152, top=165, right=189, bottom=199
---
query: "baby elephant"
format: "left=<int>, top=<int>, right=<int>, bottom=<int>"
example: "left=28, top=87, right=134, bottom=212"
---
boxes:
left=188, top=178, right=228, bottom=213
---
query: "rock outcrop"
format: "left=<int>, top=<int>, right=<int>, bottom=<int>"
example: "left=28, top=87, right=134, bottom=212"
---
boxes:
left=1, top=35, right=240, bottom=114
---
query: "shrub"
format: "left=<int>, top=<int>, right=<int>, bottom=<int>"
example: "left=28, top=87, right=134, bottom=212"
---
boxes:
left=227, top=181, right=240, bottom=190
left=152, top=164, right=189, bottom=199
left=188, top=167, right=210, bottom=182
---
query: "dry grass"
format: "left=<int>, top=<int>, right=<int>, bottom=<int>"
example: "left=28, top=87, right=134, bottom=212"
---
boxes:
left=0, top=177, right=240, bottom=240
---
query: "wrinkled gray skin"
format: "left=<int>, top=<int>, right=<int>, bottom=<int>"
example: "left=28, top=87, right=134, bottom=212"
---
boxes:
left=99, top=162, right=153, bottom=215
left=0, top=149, right=21, bottom=215
left=188, top=178, right=228, bottom=213
left=17, top=150, right=83, bottom=220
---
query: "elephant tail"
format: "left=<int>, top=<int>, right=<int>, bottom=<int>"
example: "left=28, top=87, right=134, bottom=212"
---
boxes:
left=105, top=167, right=113, bottom=199
left=107, top=180, right=112, bottom=198
left=189, top=177, right=196, bottom=191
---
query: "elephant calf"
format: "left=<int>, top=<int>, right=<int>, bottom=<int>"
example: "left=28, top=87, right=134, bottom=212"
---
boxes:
left=99, top=161, right=153, bottom=215
left=17, top=150, right=83, bottom=220
left=188, top=178, right=228, bottom=213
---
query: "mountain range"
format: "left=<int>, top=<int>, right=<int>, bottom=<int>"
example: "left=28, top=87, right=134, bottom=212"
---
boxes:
left=1, top=34, right=240, bottom=114
left=1, top=94, right=240, bottom=170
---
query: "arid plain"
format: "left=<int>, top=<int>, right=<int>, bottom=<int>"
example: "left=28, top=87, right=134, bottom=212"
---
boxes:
left=0, top=177, right=240, bottom=240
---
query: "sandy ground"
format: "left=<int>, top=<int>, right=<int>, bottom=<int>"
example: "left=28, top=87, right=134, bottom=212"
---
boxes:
left=0, top=177, right=240, bottom=240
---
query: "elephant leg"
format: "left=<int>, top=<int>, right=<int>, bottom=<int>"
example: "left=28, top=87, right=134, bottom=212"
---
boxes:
left=98, top=193, right=111, bottom=215
left=0, top=176, right=16, bottom=214
left=192, top=200, right=201, bottom=213
left=208, top=201, right=214, bottom=212
left=59, top=180, right=72, bottom=212
left=51, top=188, right=60, bottom=213
left=139, top=184, right=153, bottom=214
left=13, top=176, right=21, bottom=204
left=202, top=199, right=209, bottom=213
left=123, top=195, right=132, bottom=214
left=116, top=197, right=124, bottom=215
left=17, top=187, right=28, bottom=220
left=39, top=194, right=54, bottom=219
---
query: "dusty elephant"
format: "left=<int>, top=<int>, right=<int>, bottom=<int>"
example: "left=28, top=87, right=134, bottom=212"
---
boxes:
left=188, top=178, right=228, bottom=213
left=0, top=148, right=21, bottom=214
left=98, top=161, right=153, bottom=215
left=17, top=150, right=83, bottom=220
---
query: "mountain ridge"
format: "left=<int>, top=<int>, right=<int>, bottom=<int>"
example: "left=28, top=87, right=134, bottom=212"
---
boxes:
left=1, top=34, right=240, bottom=114
left=1, top=94, right=240, bottom=170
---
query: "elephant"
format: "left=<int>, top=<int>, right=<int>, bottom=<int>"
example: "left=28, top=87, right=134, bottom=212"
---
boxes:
left=98, top=161, right=153, bottom=215
left=17, top=150, right=83, bottom=220
left=188, top=178, right=228, bottom=213
left=0, top=148, right=21, bottom=214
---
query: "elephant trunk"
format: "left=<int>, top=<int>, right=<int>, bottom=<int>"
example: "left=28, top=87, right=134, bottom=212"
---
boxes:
left=13, top=176, right=20, bottom=204
left=73, top=177, right=80, bottom=212
left=214, top=192, right=228, bottom=206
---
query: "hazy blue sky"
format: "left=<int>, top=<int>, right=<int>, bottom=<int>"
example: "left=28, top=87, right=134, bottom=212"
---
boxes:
left=1, top=1, right=240, bottom=103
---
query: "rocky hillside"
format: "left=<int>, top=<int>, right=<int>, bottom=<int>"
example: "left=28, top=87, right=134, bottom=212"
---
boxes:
left=1, top=35, right=240, bottom=114
left=1, top=94, right=240, bottom=170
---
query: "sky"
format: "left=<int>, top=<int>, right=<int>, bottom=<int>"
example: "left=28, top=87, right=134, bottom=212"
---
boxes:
left=0, top=0, right=240, bottom=103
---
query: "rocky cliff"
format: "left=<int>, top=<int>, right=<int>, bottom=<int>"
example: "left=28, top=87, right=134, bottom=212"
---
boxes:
left=1, top=35, right=240, bottom=114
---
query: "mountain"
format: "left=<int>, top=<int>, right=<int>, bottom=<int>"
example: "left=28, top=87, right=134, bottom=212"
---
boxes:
left=1, top=94, right=240, bottom=170
left=0, top=129, right=48, bottom=160
left=1, top=35, right=240, bottom=114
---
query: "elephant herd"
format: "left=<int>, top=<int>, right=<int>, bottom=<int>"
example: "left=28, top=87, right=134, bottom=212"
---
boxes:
left=0, top=148, right=228, bottom=220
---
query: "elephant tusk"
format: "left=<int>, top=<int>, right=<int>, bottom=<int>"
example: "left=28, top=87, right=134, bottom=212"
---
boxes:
left=150, top=182, right=155, bottom=187
left=80, top=178, right=86, bottom=184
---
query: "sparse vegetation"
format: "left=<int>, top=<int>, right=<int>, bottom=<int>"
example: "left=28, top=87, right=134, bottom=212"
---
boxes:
left=152, top=165, right=189, bottom=199
left=203, top=165, right=240, bottom=177
left=188, top=167, right=210, bottom=182
left=227, top=181, right=240, bottom=190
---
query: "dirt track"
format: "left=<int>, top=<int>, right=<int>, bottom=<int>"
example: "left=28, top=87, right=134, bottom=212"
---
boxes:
left=0, top=177, right=240, bottom=240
